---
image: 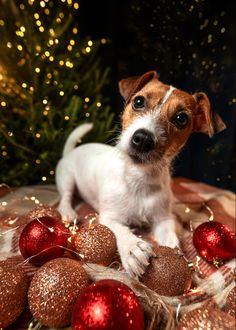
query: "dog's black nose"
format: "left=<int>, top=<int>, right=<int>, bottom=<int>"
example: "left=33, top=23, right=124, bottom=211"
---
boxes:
left=131, top=129, right=155, bottom=153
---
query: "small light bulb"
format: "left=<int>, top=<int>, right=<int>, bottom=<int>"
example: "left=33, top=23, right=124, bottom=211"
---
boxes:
left=17, top=45, right=23, bottom=51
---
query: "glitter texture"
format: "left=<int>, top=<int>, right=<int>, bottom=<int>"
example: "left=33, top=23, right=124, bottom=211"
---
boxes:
left=140, top=246, right=192, bottom=296
left=72, top=279, right=144, bottom=330
left=225, top=286, right=236, bottom=317
left=193, top=221, right=236, bottom=262
left=0, top=260, right=29, bottom=328
left=28, top=257, right=89, bottom=328
left=19, top=216, right=69, bottom=266
left=27, top=205, right=62, bottom=222
left=176, top=306, right=236, bottom=329
left=72, top=224, right=117, bottom=265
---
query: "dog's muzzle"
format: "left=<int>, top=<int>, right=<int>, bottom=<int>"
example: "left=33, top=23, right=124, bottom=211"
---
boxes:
left=131, top=129, right=155, bottom=154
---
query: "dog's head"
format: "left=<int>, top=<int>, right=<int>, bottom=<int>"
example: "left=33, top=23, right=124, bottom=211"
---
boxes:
left=117, top=71, right=226, bottom=165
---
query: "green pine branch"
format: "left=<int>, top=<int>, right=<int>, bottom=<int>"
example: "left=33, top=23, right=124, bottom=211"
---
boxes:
left=0, top=0, right=114, bottom=186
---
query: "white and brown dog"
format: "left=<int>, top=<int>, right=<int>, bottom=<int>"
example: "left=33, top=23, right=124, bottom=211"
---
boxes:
left=56, top=71, right=225, bottom=277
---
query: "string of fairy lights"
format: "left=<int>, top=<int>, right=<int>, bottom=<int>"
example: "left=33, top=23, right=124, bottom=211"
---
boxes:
left=0, top=0, right=109, bottom=184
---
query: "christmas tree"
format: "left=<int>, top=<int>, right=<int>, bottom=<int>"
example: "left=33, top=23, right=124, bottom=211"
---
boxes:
left=0, top=0, right=114, bottom=186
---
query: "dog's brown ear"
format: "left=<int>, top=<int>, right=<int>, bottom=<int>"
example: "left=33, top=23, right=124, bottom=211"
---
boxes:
left=193, top=92, right=226, bottom=137
left=119, top=71, right=158, bottom=102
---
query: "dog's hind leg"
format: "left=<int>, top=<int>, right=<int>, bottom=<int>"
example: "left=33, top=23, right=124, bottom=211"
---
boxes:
left=56, top=161, right=78, bottom=222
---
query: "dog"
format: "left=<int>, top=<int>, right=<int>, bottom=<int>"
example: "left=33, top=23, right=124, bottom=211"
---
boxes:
left=56, top=71, right=225, bottom=277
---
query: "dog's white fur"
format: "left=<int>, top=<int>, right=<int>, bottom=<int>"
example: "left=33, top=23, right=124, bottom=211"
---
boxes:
left=56, top=87, right=181, bottom=277
left=56, top=64, right=226, bottom=277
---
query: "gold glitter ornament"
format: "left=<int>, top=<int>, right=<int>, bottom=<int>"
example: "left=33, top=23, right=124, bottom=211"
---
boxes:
left=28, top=258, right=89, bottom=328
left=0, top=260, right=29, bottom=328
left=71, top=223, right=117, bottom=265
left=176, top=306, right=236, bottom=329
left=225, top=286, right=236, bottom=317
left=26, top=204, right=62, bottom=222
left=140, top=246, right=192, bottom=296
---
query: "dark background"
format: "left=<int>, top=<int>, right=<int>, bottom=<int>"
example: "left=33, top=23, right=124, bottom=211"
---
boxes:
left=79, top=0, right=235, bottom=192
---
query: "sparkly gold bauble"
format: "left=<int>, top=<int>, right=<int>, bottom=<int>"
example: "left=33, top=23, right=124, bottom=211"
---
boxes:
left=225, top=286, right=236, bottom=317
left=140, top=246, right=192, bottom=296
left=71, top=224, right=117, bottom=265
left=28, top=257, right=89, bottom=328
left=0, top=260, right=29, bottom=328
left=26, top=205, right=62, bottom=222
left=176, top=306, right=236, bottom=329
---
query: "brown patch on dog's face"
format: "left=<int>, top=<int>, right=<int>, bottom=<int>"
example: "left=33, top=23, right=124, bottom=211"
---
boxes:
left=121, top=80, right=197, bottom=159
left=121, top=79, right=169, bottom=130
left=118, top=71, right=226, bottom=164
left=159, top=89, right=196, bottom=158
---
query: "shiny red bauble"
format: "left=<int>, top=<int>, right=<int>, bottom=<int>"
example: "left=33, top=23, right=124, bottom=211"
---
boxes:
left=72, top=279, right=144, bottom=330
left=193, top=221, right=236, bottom=263
left=19, top=216, right=69, bottom=266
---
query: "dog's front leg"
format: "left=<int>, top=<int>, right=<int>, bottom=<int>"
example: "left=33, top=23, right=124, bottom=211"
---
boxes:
left=100, top=213, right=155, bottom=278
left=153, top=215, right=180, bottom=249
left=56, top=162, right=78, bottom=222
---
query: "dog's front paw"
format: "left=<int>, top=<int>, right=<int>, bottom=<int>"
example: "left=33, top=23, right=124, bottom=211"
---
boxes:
left=120, top=238, right=155, bottom=278
left=58, top=203, right=78, bottom=223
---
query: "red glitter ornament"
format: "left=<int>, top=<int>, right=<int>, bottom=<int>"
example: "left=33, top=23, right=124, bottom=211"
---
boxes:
left=193, top=221, right=236, bottom=264
left=72, top=279, right=144, bottom=330
left=19, top=216, right=69, bottom=266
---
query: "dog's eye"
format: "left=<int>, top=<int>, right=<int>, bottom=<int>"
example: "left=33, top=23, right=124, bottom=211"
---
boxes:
left=171, top=112, right=189, bottom=129
left=132, top=96, right=146, bottom=111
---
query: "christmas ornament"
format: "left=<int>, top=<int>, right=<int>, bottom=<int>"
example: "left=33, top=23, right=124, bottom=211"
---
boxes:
left=71, top=223, right=117, bottom=265
left=26, top=205, right=62, bottom=222
left=225, top=286, right=236, bottom=317
left=72, top=279, right=144, bottom=330
left=28, top=258, right=89, bottom=328
left=193, top=221, right=236, bottom=264
left=0, top=260, right=29, bottom=328
left=19, top=216, right=69, bottom=266
left=176, top=306, right=236, bottom=329
left=140, top=246, right=192, bottom=296
left=6, top=306, right=33, bottom=330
